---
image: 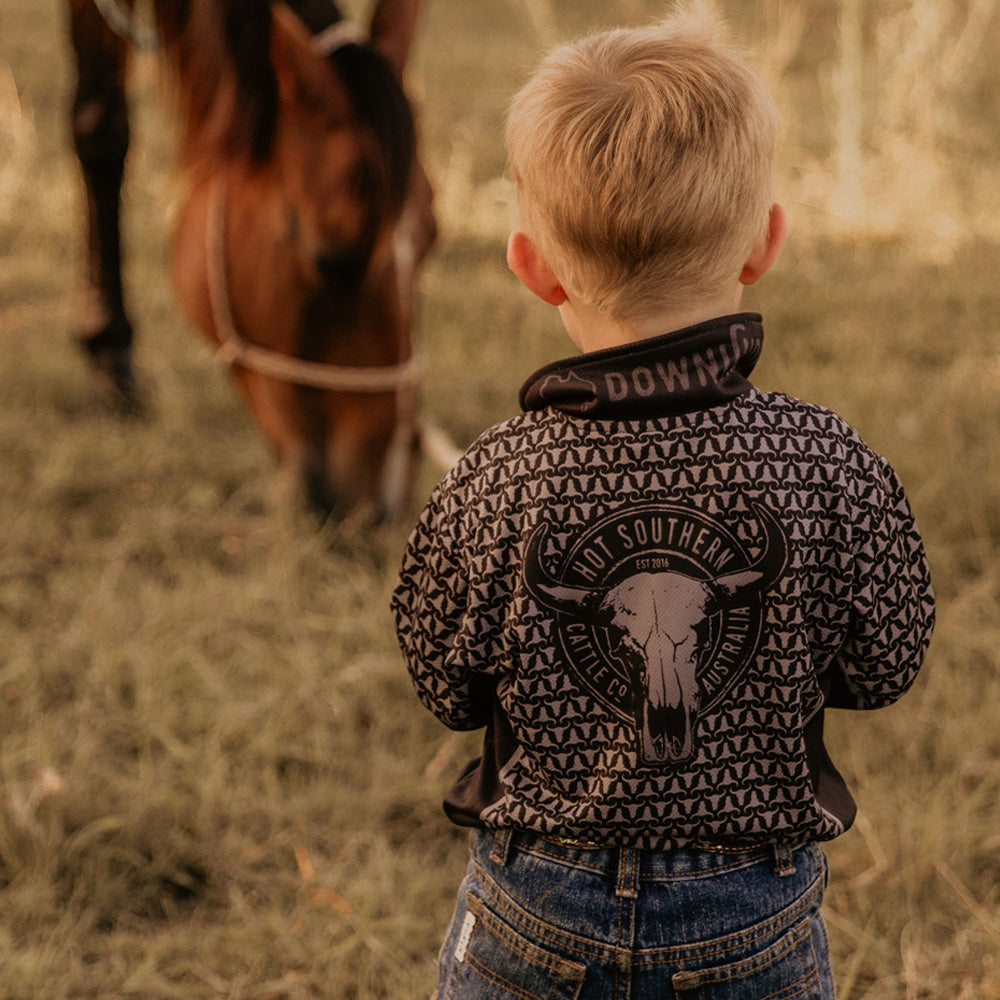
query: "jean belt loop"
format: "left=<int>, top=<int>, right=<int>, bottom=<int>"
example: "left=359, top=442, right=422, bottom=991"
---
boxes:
left=772, top=843, right=797, bottom=878
left=490, top=828, right=513, bottom=866
left=615, top=847, right=639, bottom=899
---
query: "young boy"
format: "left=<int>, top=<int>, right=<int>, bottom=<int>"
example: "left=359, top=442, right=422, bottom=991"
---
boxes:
left=392, top=5, right=935, bottom=998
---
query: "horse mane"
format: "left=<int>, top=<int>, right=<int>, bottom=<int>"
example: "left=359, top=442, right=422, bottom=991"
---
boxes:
left=154, top=0, right=415, bottom=212
left=326, top=41, right=415, bottom=219
left=154, top=0, right=278, bottom=166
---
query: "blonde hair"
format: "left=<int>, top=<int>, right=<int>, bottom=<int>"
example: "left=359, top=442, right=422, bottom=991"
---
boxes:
left=505, top=2, right=778, bottom=322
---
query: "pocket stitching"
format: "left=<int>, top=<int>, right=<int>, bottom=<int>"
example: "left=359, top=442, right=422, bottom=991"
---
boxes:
left=467, top=893, right=587, bottom=981
left=672, top=916, right=821, bottom=997
left=458, top=892, right=586, bottom=1000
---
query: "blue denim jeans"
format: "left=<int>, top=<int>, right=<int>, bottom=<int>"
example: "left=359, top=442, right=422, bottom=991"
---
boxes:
left=432, top=829, right=836, bottom=1000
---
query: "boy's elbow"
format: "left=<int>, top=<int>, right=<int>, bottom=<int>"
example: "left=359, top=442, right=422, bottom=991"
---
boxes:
left=833, top=634, right=931, bottom=709
left=441, top=712, right=489, bottom=733
left=834, top=583, right=935, bottom=709
left=415, top=688, right=491, bottom=732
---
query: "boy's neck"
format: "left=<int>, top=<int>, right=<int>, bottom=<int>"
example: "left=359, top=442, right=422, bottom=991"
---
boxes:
left=559, top=287, right=745, bottom=354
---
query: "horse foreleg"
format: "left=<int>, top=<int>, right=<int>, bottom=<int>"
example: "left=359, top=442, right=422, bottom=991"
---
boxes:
left=68, top=0, right=139, bottom=412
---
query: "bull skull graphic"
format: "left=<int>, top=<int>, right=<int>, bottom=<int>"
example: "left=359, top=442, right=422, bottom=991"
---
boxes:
left=523, top=505, right=787, bottom=764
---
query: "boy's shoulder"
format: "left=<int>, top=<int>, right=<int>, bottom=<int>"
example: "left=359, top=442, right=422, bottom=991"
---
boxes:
left=750, top=389, right=868, bottom=444
left=453, top=392, right=875, bottom=461
left=442, top=389, right=884, bottom=490
left=746, top=389, right=896, bottom=488
left=452, top=410, right=554, bottom=468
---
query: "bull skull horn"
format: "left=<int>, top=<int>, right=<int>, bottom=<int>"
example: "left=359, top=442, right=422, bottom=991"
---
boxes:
left=523, top=523, right=604, bottom=615
left=713, top=503, right=788, bottom=602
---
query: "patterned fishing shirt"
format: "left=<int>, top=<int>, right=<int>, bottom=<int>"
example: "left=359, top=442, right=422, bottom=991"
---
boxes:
left=392, top=313, right=935, bottom=850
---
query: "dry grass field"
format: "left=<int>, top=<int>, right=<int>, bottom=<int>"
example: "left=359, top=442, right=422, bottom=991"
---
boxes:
left=1, top=0, right=999, bottom=997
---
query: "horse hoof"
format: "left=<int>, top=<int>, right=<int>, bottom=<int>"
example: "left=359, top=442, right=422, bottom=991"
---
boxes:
left=88, top=346, right=145, bottom=418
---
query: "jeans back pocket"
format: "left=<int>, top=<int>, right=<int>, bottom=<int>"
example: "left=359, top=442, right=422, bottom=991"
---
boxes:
left=439, top=893, right=586, bottom=1000
left=671, top=916, right=823, bottom=1000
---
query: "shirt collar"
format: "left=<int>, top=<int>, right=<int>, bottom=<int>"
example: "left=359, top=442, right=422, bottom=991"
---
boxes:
left=519, top=313, right=763, bottom=419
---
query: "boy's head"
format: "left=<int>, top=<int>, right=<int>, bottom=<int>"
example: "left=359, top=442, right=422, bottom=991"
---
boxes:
left=505, top=2, right=780, bottom=324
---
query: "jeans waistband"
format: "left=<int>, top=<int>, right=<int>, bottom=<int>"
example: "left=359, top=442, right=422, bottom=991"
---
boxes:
left=484, top=828, right=802, bottom=881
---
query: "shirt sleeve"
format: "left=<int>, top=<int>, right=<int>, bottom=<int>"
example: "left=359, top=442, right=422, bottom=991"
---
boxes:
left=391, top=468, right=495, bottom=731
left=828, top=454, right=935, bottom=709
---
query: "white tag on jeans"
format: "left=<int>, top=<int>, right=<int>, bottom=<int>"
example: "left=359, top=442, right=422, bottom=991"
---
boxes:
left=455, top=912, right=476, bottom=964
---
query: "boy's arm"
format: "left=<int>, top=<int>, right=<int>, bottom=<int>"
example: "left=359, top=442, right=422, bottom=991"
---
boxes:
left=828, top=457, right=935, bottom=709
left=392, top=480, right=494, bottom=731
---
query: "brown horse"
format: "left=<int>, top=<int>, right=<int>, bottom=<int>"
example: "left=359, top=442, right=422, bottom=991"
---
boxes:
left=67, top=0, right=436, bottom=521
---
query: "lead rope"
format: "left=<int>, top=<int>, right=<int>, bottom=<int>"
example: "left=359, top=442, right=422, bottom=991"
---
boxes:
left=311, top=20, right=364, bottom=56
left=92, top=0, right=159, bottom=50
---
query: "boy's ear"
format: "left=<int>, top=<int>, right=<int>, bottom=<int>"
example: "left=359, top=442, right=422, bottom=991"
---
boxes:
left=740, top=203, right=788, bottom=286
left=507, top=231, right=568, bottom=306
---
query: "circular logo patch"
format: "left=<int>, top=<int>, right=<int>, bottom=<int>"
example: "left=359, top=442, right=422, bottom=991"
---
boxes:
left=523, top=503, right=787, bottom=762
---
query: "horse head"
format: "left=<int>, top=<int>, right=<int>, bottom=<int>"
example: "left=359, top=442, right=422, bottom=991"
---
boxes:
left=168, top=0, right=435, bottom=523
